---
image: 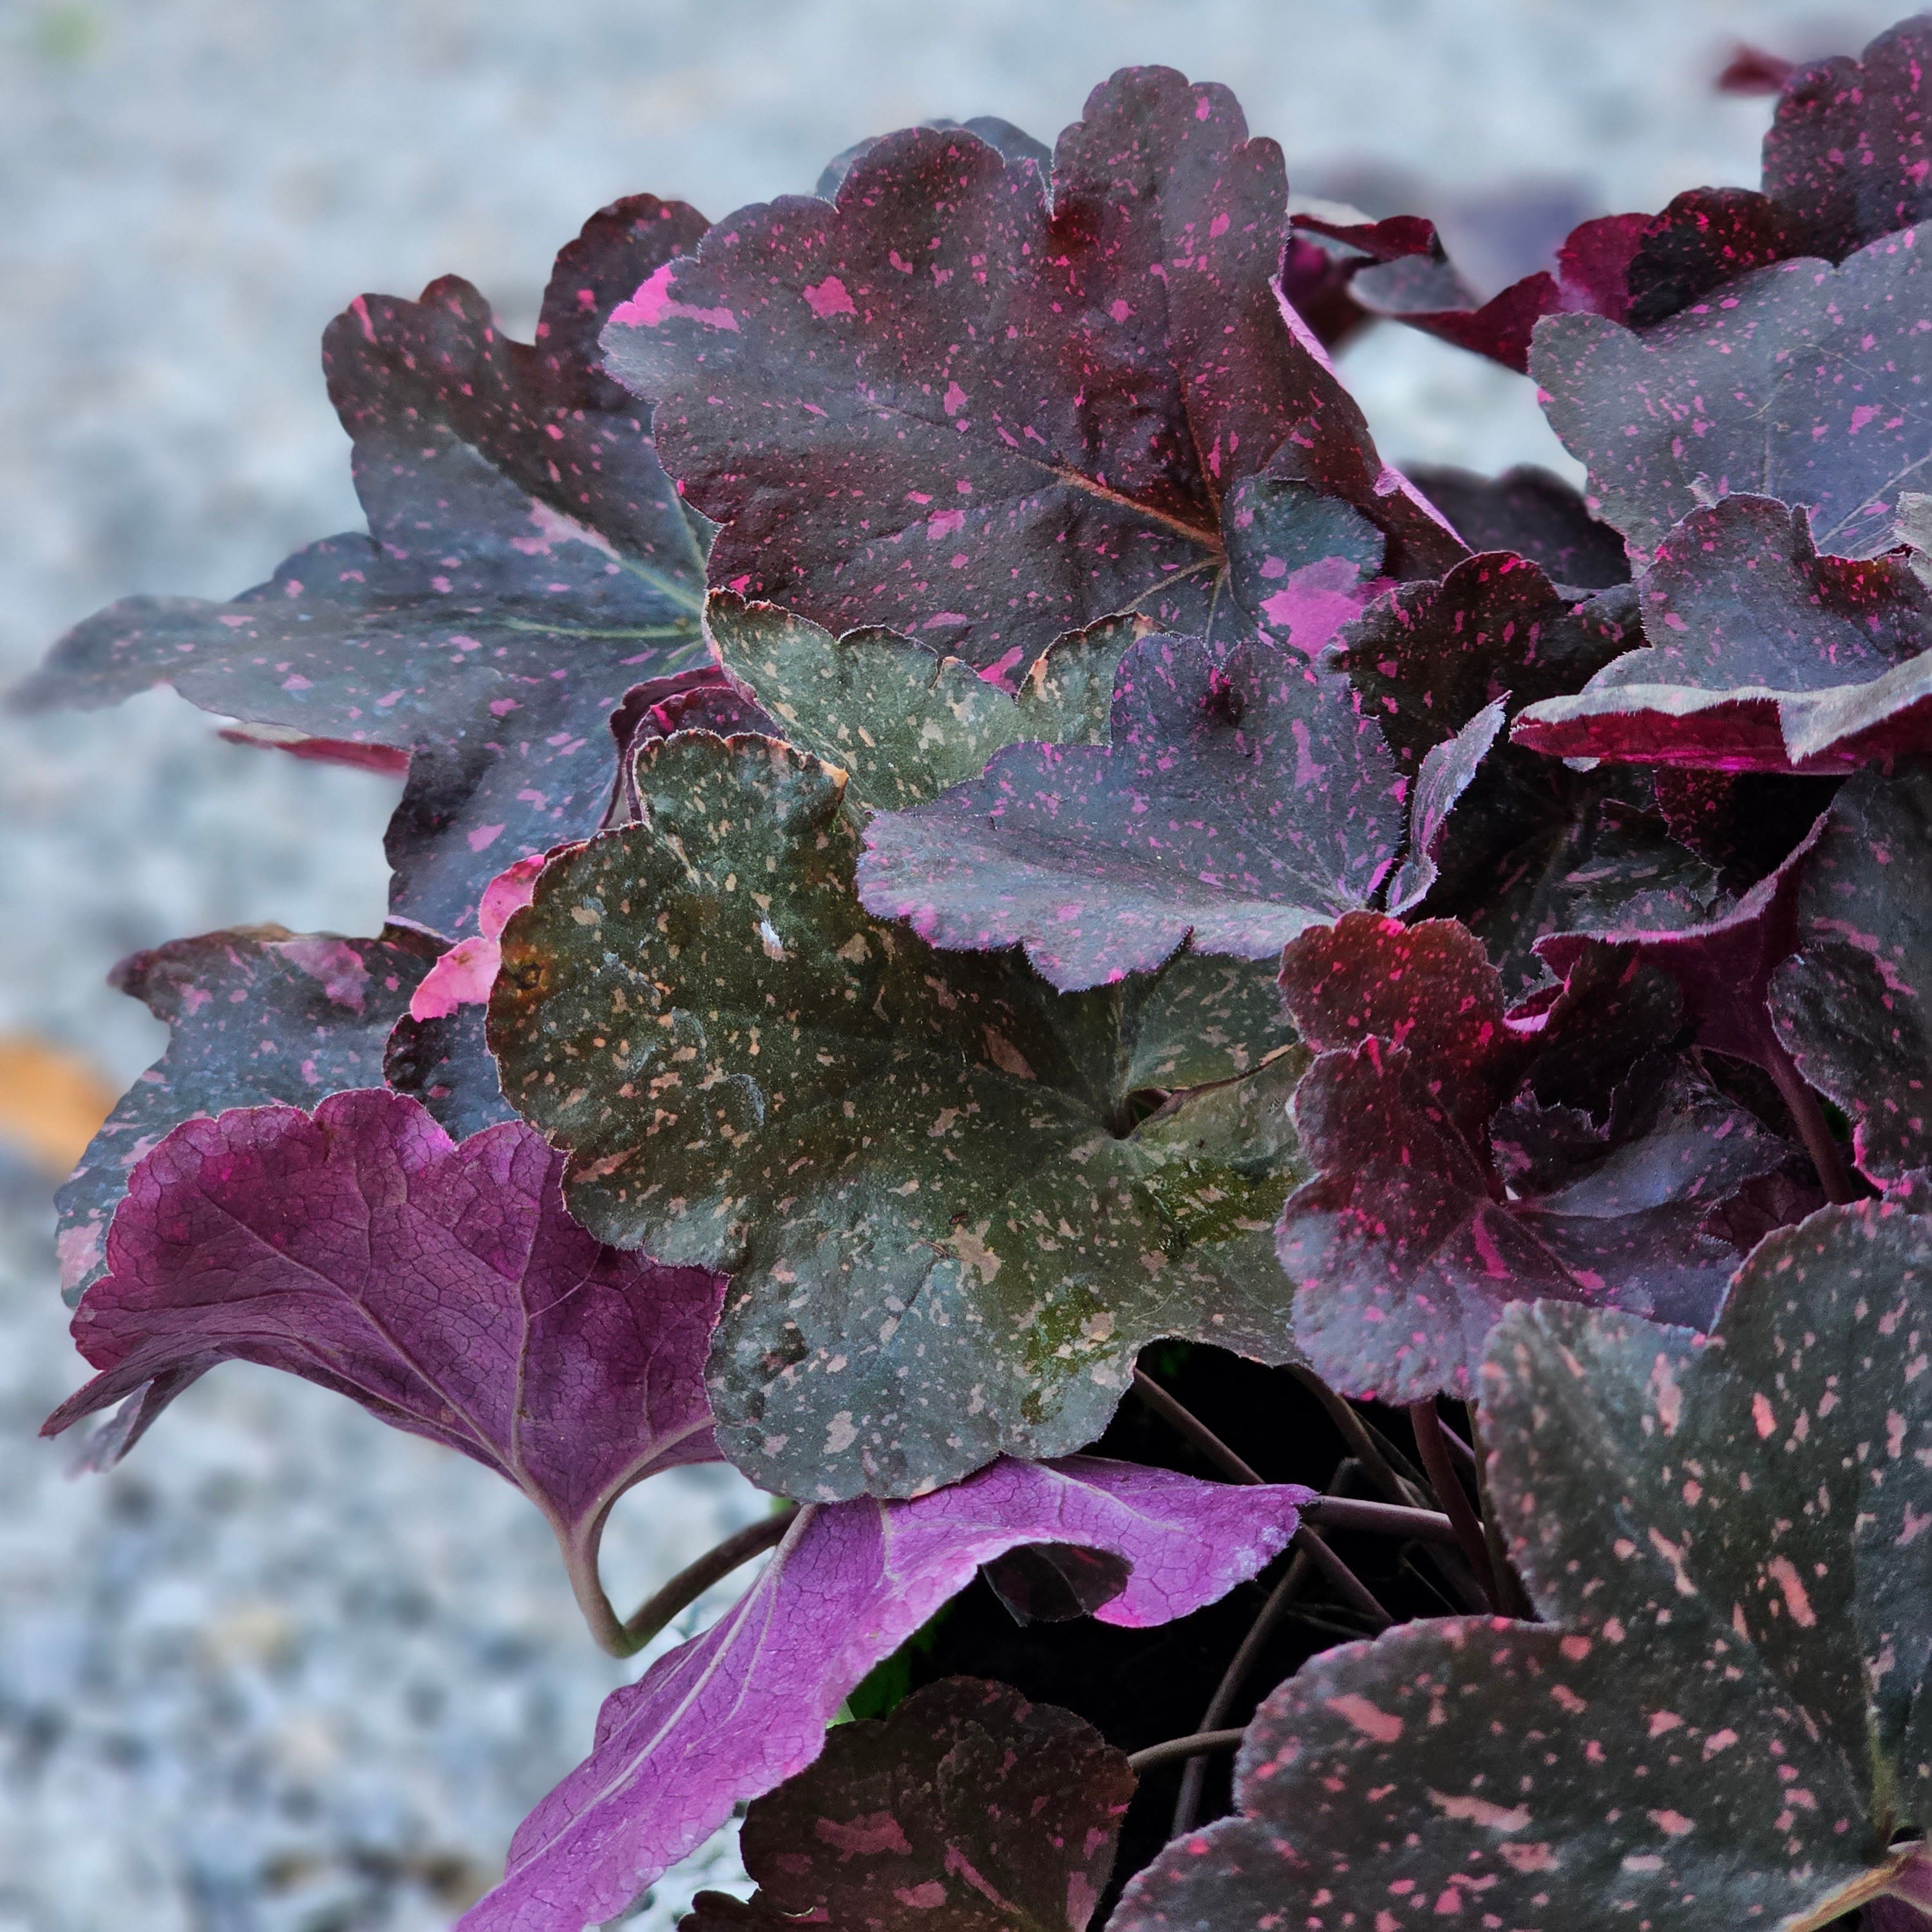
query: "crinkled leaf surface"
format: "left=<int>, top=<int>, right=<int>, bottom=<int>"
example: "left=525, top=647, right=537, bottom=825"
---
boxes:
left=1515, top=495, right=1932, bottom=771
left=857, top=633, right=1405, bottom=992
left=490, top=732, right=1308, bottom=1498
left=44, top=1091, right=726, bottom=1618
left=1403, top=463, right=1630, bottom=591
left=460, top=1456, right=1305, bottom=1932
left=710, top=1677, right=1132, bottom=1932
left=705, top=594, right=1135, bottom=810
left=1534, top=222, right=1932, bottom=564
left=55, top=926, right=432, bottom=1301
left=603, top=68, right=1461, bottom=674
left=1275, top=915, right=1786, bottom=1401
left=15, top=196, right=711, bottom=935
left=1772, top=762, right=1932, bottom=1188
left=1114, top=1203, right=1932, bottom=1932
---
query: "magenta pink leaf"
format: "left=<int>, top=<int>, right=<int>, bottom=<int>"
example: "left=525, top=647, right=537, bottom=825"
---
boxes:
left=603, top=69, right=1461, bottom=674
left=458, top=1455, right=1307, bottom=1932
left=43, top=1090, right=726, bottom=1626
left=1513, top=495, right=1932, bottom=773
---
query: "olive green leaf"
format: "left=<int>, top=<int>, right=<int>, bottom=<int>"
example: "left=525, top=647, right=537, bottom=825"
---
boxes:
left=705, top=592, right=1137, bottom=811
left=489, top=732, right=1307, bottom=1500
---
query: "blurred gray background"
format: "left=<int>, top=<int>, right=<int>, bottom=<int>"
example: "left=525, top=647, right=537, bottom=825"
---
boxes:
left=0, top=1, right=1903, bottom=1926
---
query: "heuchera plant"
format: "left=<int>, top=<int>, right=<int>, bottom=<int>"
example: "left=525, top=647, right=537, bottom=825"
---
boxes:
left=21, top=19, right=1932, bottom=1929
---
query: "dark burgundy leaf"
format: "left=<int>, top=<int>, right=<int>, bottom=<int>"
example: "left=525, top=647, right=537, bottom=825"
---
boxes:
left=1115, top=1210, right=1932, bottom=1930
left=15, top=196, right=711, bottom=936
left=1298, top=209, right=1648, bottom=373
left=604, top=69, right=1462, bottom=674
left=43, top=1091, right=726, bottom=1624
left=815, top=114, right=1052, bottom=200
left=1716, top=42, right=1797, bottom=95
left=1513, top=495, right=1932, bottom=772
left=1534, top=223, right=1932, bottom=564
left=53, top=927, right=433, bottom=1302
left=604, top=663, right=776, bottom=826
left=1276, top=915, right=1784, bottom=1400
left=460, top=1457, right=1305, bottom=1931
left=1403, top=463, right=1630, bottom=589
left=856, top=632, right=1404, bottom=990
left=1622, top=185, right=1814, bottom=327
left=1654, top=766, right=1843, bottom=894
left=1539, top=806, right=1830, bottom=1070
left=718, top=1678, right=1132, bottom=1932
left=1765, top=16, right=1932, bottom=259
left=980, top=1544, right=1135, bottom=1625
left=1770, top=762, right=1932, bottom=1188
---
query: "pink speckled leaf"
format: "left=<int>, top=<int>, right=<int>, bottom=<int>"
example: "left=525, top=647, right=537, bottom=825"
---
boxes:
left=694, top=1678, right=1132, bottom=1932
left=1770, top=762, right=1932, bottom=1188
left=603, top=68, right=1461, bottom=674
left=1402, top=464, right=1629, bottom=591
left=43, top=1090, right=726, bottom=1624
left=15, top=196, right=712, bottom=937
left=53, top=927, right=435, bottom=1303
left=856, top=633, right=1405, bottom=992
left=460, top=1456, right=1305, bottom=1932
left=1115, top=1202, right=1932, bottom=1932
left=1275, top=915, right=1786, bottom=1401
left=1513, top=495, right=1932, bottom=772
left=1533, top=222, right=1932, bottom=564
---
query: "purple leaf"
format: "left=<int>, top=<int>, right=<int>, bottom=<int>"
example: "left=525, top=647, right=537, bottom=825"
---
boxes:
left=43, top=1090, right=726, bottom=1627
left=1216, top=473, right=1388, bottom=654
left=603, top=70, right=1461, bottom=674
left=1276, top=915, right=1786, bottom=1401
left=1770, top=762, right=1932, bottom=1189
left=1513, top=495, right=1932, bottom=772
left=1385, top=697, right=1505, bottom=914
left=382, top=1003, right=519, bottom=1143
left=459, top=1455, right=1305, bottom=1931
left=711, top=1678, right=1133, bottom=1932
left=54, top=927, right=435, bottom=1302
left=1621, top=185, right=1814, bottom=327
left=15, top=196, right=711, bottom=936
left=857, top=632, right=1405, bottom=991
left=1534, top=223, right=1932, bottom=564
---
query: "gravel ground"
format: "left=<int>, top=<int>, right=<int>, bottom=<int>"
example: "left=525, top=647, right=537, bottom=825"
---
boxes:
left=0, top=2, right=1903, bottom=1926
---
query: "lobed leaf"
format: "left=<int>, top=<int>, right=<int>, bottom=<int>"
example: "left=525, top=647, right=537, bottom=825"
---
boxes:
left=857, top=632, right=1405, bottom=992
left=43, top=1091, right=726, bottom=1622
left=15, top=196, right=712, bottom=936
left=1275, top=914, right=1787, bottom=1401
left=53, top=926, right=433, bottom=1301
left=489, top=731, right=1308, bottom=1498
left=1513, top=495, right=1932, bottom=772
left=1534, top=221, right=1932, bottom=564
left=1115, top=1202, right=1932, bottom=1931
left=603, top=67, right=1461, bottom=675
left=696, top=1677, right=1133, bottom=1932
left=1771, top=762, right=1932, bottom=1188
left=460, top=1457, right=1306, bottom=1932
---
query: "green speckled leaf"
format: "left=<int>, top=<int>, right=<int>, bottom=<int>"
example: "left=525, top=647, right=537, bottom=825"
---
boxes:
left=489, top=732, right=1307, bottom=1499
left=705, top=593, right=1137, bottom=810
left=1115, top=1202, right=1932, bottom=1932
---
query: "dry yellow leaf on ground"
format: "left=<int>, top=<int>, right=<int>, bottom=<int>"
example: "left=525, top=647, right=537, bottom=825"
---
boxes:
left=0, top=1035, right=115, bottom=1173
